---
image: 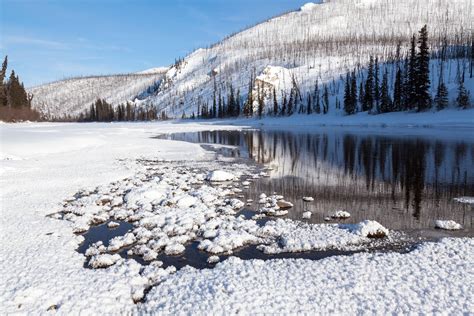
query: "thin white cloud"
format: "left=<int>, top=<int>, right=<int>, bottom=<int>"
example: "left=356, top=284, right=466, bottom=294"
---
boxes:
left=5, top=35, right=69, bottom=50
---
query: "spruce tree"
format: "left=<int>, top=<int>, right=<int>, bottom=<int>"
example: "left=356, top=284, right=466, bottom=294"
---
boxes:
left=272, top=87, right=278, bottom=116
left=407, top=34, right=418, bottom=110
left=393, top=67, right=403, bottom=111
left=306, top=92, right=312, bottom=115
left=280, top=92, right=287, bottom=116
left=350, top=71, right=357, bottom=112
left=363, top=56, right=374, bottom=112
left=287, top=89, right=294, bottom=115
left=380, top=70, right=392, bottom=113
left=416, top=25, right=431, bottom=111
left=434, top=80, right=449, bottom=110
left=456, top=76, right=470, bottom=109
left=374, top=57, right=380, bottom=112
left=0, top=56, right=7, bottom=107
left=314, top=80, right=321, bottom=114
left=343, top=73, right=353, bottom=115
left=322, top=85, right=329, bottom=114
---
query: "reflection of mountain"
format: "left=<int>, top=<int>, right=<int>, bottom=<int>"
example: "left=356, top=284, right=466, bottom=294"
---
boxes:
left=166, top=130, right=474, bottom=231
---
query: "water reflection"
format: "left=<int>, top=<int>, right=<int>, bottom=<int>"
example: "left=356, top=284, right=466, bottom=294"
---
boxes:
left=162, top=129, right=474, bottom=232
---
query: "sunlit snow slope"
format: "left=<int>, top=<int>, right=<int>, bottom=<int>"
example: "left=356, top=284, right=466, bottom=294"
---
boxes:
left=29, top=69, right=168, bottom=118
left=138, top=0, right=472, bottom=116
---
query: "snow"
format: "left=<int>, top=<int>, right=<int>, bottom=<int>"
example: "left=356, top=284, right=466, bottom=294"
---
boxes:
left=258, top=219, right=390, bottom=254
left=0, top=121, right=472, bottom=314
left=300, top=2, right=321, bottom=12
left=435, top=220, right=463, bottom=231
left=349, top=220, right=389, bottom=238
left=302, top=211, right=312, bottom=219
left=454, top=196, right=474, bottom=204
left=302, top=196, right=314, bottom=202
left=331, top=210, right=351, bottom=219
left=142, top=238, right=474, bottom=314
left=0, top=121, right=243, bottom=314
left=206, top=170, right=235, bottom=182
left=89, top=254, right=122, bottom=268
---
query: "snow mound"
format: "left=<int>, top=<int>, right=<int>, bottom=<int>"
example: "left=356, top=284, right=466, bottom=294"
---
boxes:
left=349, top=220, right=389, bottom=238
left=300, top=2, right=321, bottom=11
left=89, top=254, right=122, bottom=268
left=206, top=170, right=235, bottom=182
left=454, top=196, right=474, bottom=204
left=435, top=220, right=463, bottom=231
left=331, top=210, right=351, bottom=219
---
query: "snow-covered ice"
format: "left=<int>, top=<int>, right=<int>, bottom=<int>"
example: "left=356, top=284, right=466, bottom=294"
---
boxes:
left=142, top=238, right=474, bottom=314
left=435, top=220, right=463, bottom=231
left=454, top=196, right=474, bottom=204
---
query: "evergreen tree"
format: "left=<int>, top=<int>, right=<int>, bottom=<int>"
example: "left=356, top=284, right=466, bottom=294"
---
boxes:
left=322, top=85, right=329, bottom=114
left=272, top=87, right=278, bottom=116
left=434, top=80, right=449, bottom=110
left=380, top=70, right=392, bottom=113
left=456, top=75, right=470, bottom=109
left=306, top=92, right=312, bottom=115
left=257, top=83, right=264, bottom=118
left=358, top=81, right=364, bottom=109
left=236, top=89, right=241, bottom=117
left=350, top=71, right=357, bottom=112
left=227, top=84, right=235, bottom=117
left=393, top=67, right=403, bottom=111
left=0, top=56, right=7, bottom=107
left=343, top=73, right=353, bottom=115
left=407, top=34, right=418, bottom=109
left=287, top=89, right=294, bottom=115
left=243, top=76, right=254, bottom=117
left=314, top=80, right=321, bottom=114
left=280, top=92, right=287, bottom=116
left=416, top=25, right=431, bottom=111
left=374, top=57, right=380, bottom=112
left=212, top=90, right=217, bottom=118
left=363, top=56, right=374, bottom=112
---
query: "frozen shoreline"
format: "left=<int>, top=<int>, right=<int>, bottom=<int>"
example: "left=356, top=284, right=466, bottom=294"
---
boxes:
left=1, top=122, right=472, bottom=314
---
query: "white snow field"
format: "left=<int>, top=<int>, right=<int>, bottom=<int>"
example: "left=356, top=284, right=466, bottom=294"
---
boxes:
left=1, top=121, right=473, bottom=314
left=142, top=238, right=474, bottom=314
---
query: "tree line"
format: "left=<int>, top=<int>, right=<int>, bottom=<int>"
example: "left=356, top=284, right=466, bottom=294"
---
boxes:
left=185, top=25, right=471, bottom=121
left=78, top=98, right=166, bottom=122
left=0, top=56, right=41, bottom=122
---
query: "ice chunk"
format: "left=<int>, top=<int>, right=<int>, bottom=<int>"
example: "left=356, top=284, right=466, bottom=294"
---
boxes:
left=435, top=220, right=463, bottom=230
left=302, top=211, right=312, bottom=219
left=350, top=220, right=388, bottom=238
left=331, top=210, right=351, bottom=219
left=89, top=254, right=121, bottom=268
left=206, top=170, right=235, bottom=182
left=302, top=196, right=314, bottom=202
left=207, top=255, right=220, bottom=264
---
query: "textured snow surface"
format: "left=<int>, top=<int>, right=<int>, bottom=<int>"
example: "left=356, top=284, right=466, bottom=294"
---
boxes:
left=0, top=122, right=243, bottom=314
left=454, top=196, right=474, bottom=204
left=206, top=170, right=236, bottom=181
left=1, top=121, right=472, bottom=314
left=142, top=238, right=474, bottom=314
left=435, top=220, right=463, bottom=231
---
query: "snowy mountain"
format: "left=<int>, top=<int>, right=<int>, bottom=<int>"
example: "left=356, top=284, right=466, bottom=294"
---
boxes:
left=29, top=70, right=167, bottom=119
left=138, top=0, right=472, bottom=117
left=31, top=0, right=473, bottom=119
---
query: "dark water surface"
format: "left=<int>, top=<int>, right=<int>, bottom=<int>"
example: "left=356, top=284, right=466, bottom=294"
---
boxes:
left=161, top=127, right=474, bottom=235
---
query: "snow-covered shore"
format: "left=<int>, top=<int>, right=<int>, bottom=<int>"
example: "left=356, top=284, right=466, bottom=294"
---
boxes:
left=0, top=121, right=472, bottom=314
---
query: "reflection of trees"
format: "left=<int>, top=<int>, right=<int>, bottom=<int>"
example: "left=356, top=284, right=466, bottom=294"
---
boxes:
left=166, top=130, right=474, bottom=229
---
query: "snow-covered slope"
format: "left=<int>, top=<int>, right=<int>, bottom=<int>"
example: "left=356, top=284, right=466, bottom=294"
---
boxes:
left=138, top=0, right=472, bottom=116
left=29, top=70, right=168, bottom=119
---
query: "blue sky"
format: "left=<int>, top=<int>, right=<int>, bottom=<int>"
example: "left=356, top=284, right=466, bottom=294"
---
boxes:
left=1, top=0, right=302, bottom=87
